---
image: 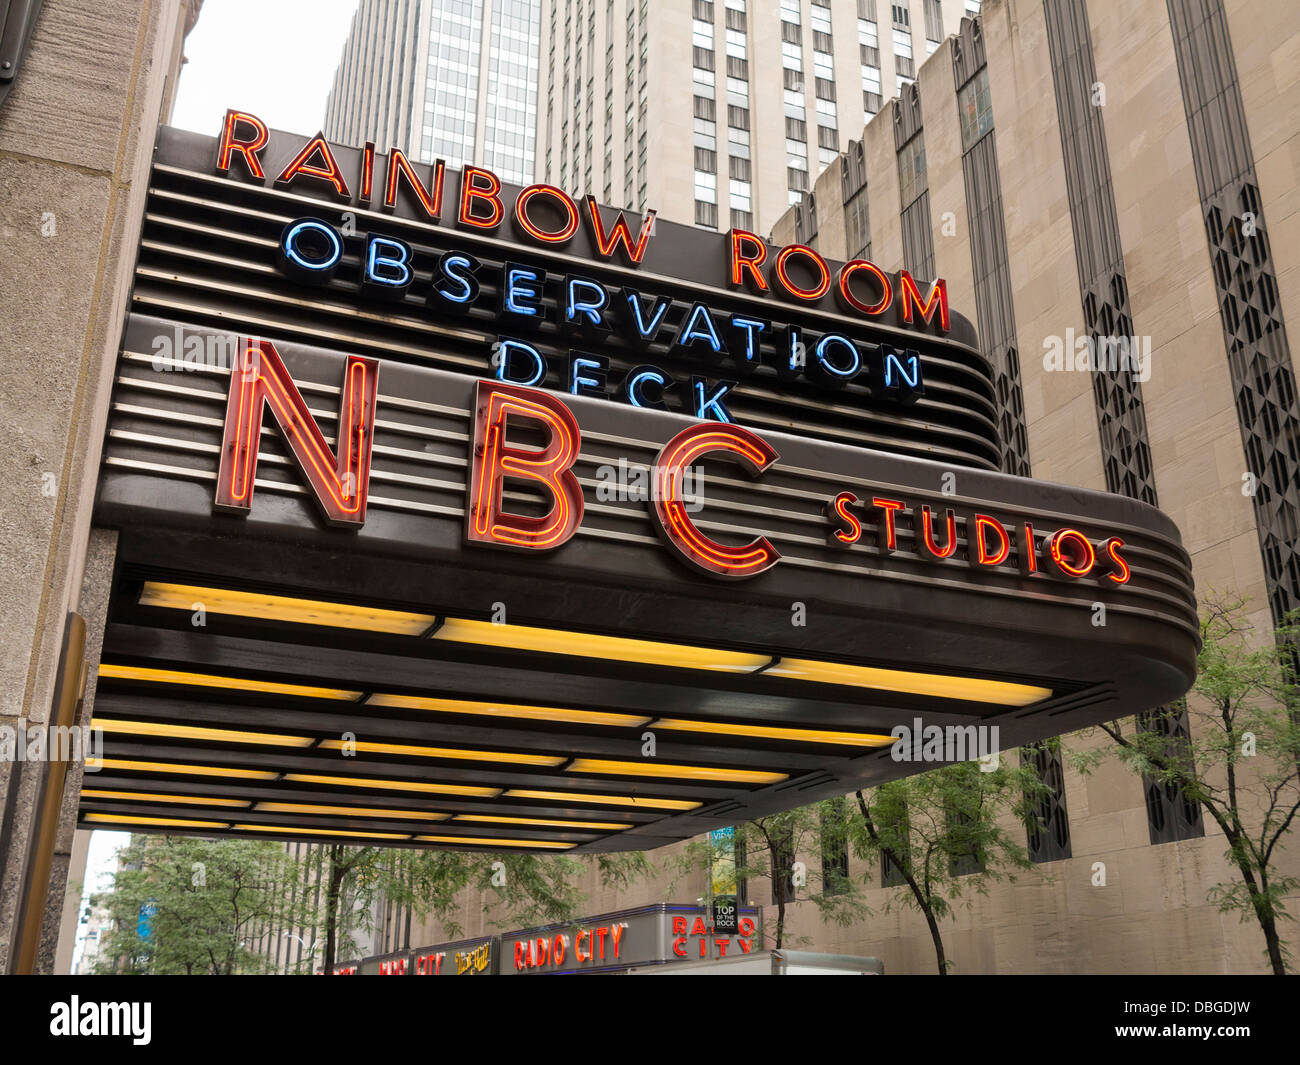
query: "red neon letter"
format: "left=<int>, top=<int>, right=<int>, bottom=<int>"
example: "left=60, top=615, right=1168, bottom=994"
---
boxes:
left=385, top=149, right=444, bottom=219
left=585, top=196, right=656, bottom=264
left=1021, top=522, right=1038, bottom=574
left=1049, top=529, right=1096, bottom=577
left=515, top=184, right=581, bottom=243
left=827, top=492, right=862, bottom=546
left=275, top=133, right=351, bottom=198
left=728, top=229, right=769, bottom=292
left=359, top=141, right=375, bottom=204
left=216, top=109, right=269, bottom=178
left=899, top=272, right=950, bottom=331
left=972, top=515, right=1010, bottom=566
left=459, top=165, right=504, bottom=229
left=920, top=505, right=958, bottom=558
left=466, top=381, right=584, bottom=551
left=872, top=497, right=904, bottom=551
left=216, top=340, right=379, bottom=527
left=773, top=245, right=831, bottom=301
left=838, top=260, right=892, bottom=316
left=1103, top=536, right=1131, bottom=584
left=652, top=423, right=781, bottom=579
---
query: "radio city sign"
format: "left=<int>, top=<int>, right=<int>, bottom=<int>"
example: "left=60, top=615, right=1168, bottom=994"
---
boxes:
left=214, top=110, right=950, bottom=423
left=213, top=336, right=1132, bottom=586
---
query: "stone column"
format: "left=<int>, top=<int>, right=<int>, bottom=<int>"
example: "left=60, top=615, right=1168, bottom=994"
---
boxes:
left=0, top=0, right=187, bottom=971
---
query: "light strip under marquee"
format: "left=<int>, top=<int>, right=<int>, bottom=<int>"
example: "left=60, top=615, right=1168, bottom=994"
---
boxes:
left=126, top=585, right=1055, bottom=707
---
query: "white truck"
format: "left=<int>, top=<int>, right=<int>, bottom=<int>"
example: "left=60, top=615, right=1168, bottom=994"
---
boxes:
left=624, top=949, right=884, bottom=975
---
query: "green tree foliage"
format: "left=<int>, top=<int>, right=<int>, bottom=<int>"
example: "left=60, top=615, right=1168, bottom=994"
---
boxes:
left=92, top=836, right=314, bottom=975
left=1077, top=595, right=1300, bottom=974
left=849, top=757, right=1049, bottom=974
left=313, top=845, right=656, bottom=972
left=667, top=801, right=868, bottom=950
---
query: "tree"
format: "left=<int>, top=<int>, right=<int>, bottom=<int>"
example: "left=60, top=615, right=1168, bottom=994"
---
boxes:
left=314, top=845, right=657, bottom=972
left=667, top=801, right=867, bottom=950
left=93, top=836, right=313, bottom=975
left=1076, top=595, right=1300, bottom=974
left=849, top=757, right=1049, bottom=974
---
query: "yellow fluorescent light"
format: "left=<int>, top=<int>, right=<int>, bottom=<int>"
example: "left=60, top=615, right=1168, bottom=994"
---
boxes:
left=235, top=824, right=409, bottom=840
left=316, top=738, right=564, bottom=767
left=84, top=813, right=229, bottom=829
left=503, top=789, right=701, bottom=811
left=282, top=773, right=499, bottom=797
left=139, top=581, right=437, bottom=635
left=92, top=718, right=314, bottom=748
left=651, top=718, right=896, bottom=747
left=567, top=758, right=787, bottom=784
left=98, top=758, right=277, bottom=780
left=414, top=835, right=575, bottom=850
left=431, top=617, right=770, bottom=674
left=255, top=802, right=449, bottom=821
left=763, top=659, right=1051, bottom=707
left=80, top=789, right=251, bottom=808
left=366, top=693, right=651, bottom=728
left=98, top=663, right=362, bottom=702
left=452, top=814, right=633, bottom=830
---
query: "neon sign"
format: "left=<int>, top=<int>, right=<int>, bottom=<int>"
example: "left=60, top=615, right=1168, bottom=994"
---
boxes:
left=213, top=355, right=1132, bottom=587
left=213, top=109, right=950, bottom=423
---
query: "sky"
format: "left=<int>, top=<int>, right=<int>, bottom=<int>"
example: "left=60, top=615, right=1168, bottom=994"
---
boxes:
left=170, top=0, right=362, bottom=138
left=69, top=830, right=130, bottom=973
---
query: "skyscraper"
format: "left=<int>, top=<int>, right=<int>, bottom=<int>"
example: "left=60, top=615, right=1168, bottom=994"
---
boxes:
left=536, top=0, right=976, bottom=233
left=324, top=0, right=542, bottom=185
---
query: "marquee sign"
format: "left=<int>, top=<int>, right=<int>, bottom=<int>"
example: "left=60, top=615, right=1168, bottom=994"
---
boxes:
left=215, top=110, right=952, bottom=427
left=80, top=119, right=1199, bottom=856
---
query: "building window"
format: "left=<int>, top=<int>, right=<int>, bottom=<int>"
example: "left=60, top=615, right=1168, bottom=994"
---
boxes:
left=771, top=821, right=796, bottom=905
left=728, top=125, right=751, bottom=158
left=695, top=199, right=718, bottom=227
left=1138, top=706, right=1205, bottom=845
left=958, top=67, right=994, bottom=150
left=925, top=0, right=943, bottom=41
left=729, top=154, right=751, bottom=181
left=692, top=18, right=714, bottom=49
left=694, top=169, right=717, bottom=203
left=694, top=94, right=716, bottom=121
left=845, top=186, right=870, bottom=259
left=695, top=146, right=716, bottom=171
left=817, top=124, right=838, bottom=151
left=898, top=132, right=926, bottom=207
left=1023, top=741, right=1072, bottom=862
left=730, top=207, right=753, bottom=229
left=781, top=41, right=803, bottom=69
left=946, top=807, right=985, bottom=877
left=820, top=798, right=850, bottom=897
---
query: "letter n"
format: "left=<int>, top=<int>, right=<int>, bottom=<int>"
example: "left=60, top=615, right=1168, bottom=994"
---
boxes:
left=216, top=339, right=379, bottom=526
left=466, top=380, right=584, bottom=551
